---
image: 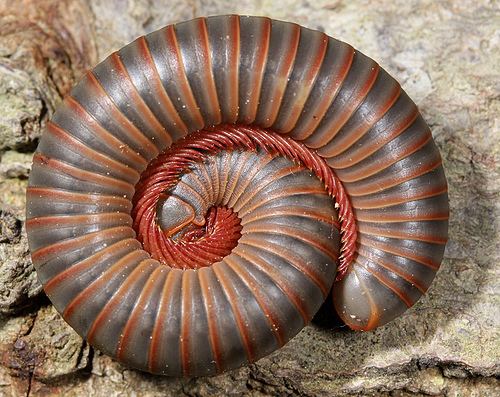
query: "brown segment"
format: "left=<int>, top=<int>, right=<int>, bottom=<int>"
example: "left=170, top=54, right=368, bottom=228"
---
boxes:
left=351, top=183, right=448, bottom=210
left=62, top=250, right=148, bottom=320
left=180, top=271, right=193, bottom=376
left=226, top=15, right=240, bottom=122
left=26, top=187, right=132, bottom=223
left=86, top=259, right=156, bottom=343
left=44, top=238, right=140, bottom=295
left=225, top=256, right=286, bottom=347
left=135, top=36, right=188, bottom=135
left=238, top=18, right=271, bottom=124
left=358, top=235, right=441, bottom=270
left=116, top=267, right=168, bottom=361
left=83, top=72, right=160, bottom=157
left=163, top=25, right=204, bottom=128
left=109, top=52, right=173, bottom=147
left=346, top=156, right=443, bottom=196
left=226, top=153, right=275, bottom=208
left=212, top=263, right=255, bottom=362
left=233, top=247, right=310, bottom=322
left=198, top=268, right=223, bottom=372
left=256, top=22, right=301, bottom=128
left=193, top=18, right=222, bottom=125
left=276, top=32, right=328, bottom=133
left=237, top=185, right=330, bottom=218
left=334, top=116, right=427, bottom=182
left=357, top=221, right=448, bottom=244
left=31, top=226, right=135, bottom=265
left=26, top=187, right=131, bottom=210
left=356, top=248, right=427, bottom=293
left=45, top=122, right=140, bottom=183
left=319, top=81, right=401, bottom=158
left=232, top=164, right=305, bottom=212
left=62, top=96, right=148, bottom=170
left=306, top=62, right=380, bottom=149
left=26, top=213, right=131, bottom=229
left=148, top=269, right=182, bottom=373
left=354, top=204, right=449, bottom=223
left=239, top=235, right=333, bottom=297
left=32, top=153, right=135, bottom=198
left=327, top=104, right=420, bottom=171
left=242, top=224, right=338, bottom=263
left=242, top=206, right=340, bottom=229
left=355, top=257, right=414, bottom=308
left=290, top=45, right=355, bottom=140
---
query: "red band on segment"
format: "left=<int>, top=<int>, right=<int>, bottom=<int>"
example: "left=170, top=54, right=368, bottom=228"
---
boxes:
left=132, top=124, right=357, bottom=279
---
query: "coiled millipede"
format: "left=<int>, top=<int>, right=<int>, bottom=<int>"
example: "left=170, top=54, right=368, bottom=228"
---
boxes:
left=26, top=15, right=449, bottom=376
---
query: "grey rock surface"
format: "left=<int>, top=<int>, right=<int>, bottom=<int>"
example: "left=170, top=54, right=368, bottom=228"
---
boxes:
left=0, top=0, right=498, bottom=395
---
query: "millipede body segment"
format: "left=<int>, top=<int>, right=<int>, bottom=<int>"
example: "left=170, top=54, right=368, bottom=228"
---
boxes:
left=26, top=15, right=449, bottom=376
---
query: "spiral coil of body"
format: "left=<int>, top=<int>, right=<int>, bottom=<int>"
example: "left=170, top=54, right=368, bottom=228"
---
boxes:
left=26, top=15, right=448, bottom=376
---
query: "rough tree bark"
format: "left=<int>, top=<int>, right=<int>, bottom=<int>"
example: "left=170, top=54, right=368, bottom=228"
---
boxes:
left=0, top=0, right=498, bottom=396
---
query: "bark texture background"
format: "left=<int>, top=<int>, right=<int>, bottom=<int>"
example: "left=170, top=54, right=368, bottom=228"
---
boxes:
left=0, top=0, right=498, bottom=396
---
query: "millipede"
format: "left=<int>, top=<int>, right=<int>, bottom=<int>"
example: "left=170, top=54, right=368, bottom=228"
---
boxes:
left=26, top=15, right=449, bottom=376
